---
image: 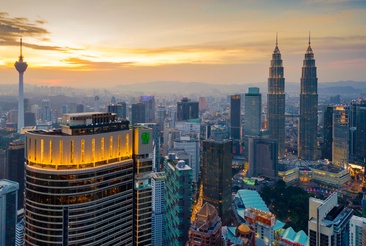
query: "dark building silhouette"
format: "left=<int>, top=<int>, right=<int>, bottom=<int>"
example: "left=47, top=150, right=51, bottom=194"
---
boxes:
left=298, top=35, right=318, bottom=160
left=108, top=102, right=127, bottom=119
left=177, top=97, right=199, bottom=121
left=187, top=202, right=222, bottom=246
left=267, top=35, right=285, bottom=157
left=76, top=104, right=84, bottom=113
left=350, top=99, right=366, bottom=161
left=202, top=139, right=232, bottom=225
left=24, top=112, right=36, bottom=127
left=131, top=103, right=146, bottom=124
left=322, top=106, right=333, bottom=161
left=140, top=95, right=155, bottom=123
left=248, top=137, right=278, bottom=179
left=7, top=141, right=25, bottom=209
left=230, top=95, right=242, bottom=155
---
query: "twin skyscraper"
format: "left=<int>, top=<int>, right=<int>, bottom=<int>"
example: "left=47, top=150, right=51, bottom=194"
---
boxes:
left=267, top=33, right=318, bottom=160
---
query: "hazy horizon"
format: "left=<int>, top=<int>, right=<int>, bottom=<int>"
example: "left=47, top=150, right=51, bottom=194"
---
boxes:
left=1, top=0, right=366, bottom=88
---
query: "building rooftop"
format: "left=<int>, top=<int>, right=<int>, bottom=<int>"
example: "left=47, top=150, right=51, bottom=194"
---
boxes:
left=311, top=163, right=346, bottom=173
left=280, top=227, right=309, bottom=246
left=235, top=189, right=269, bottom=212
left=0, top=179, right=19, bottom=194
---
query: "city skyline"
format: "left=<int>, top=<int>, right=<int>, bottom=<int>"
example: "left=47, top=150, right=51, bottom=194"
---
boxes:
left=0, top=0, right=366, bottom=88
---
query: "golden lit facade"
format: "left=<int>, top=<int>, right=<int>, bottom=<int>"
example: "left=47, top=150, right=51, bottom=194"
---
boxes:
left=24, top=112, right=135, bottom=246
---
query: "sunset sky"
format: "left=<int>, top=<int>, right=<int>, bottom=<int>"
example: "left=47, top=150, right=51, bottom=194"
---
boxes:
left=0, top=0, right=365, bottom=87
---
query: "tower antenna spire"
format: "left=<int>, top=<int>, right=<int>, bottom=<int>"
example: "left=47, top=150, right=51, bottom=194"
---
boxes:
left=19, top=37, right=23, bottom=61
left=308, top=31, right=311, bottom=45
left=276, top=32, right=278, bottom=47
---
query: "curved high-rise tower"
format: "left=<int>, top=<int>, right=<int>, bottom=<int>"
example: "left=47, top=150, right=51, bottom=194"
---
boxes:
left=298, top=34, right=318, bottom=160
left=267, top=34, right=285, bottom=157
left=14, top=38, right=28, bottom=133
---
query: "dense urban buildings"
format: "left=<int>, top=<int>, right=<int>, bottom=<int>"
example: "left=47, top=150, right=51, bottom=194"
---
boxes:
left=140, top=95, right=156, bottom=123
left=107, top=102, right=127, bottom=119
left=24, top=112, right=137, bottom=245
left=15, top=38, right=27, bottom=133
left=202, top=139, right=232, bottom=225
left=298, top=36, right=319, bottom=161
left=174, top=136, right=200, bottom=182
left=0, top=179, right=19, bottom=246
left=187, top=202, right=222, bottom=246
left=267, top=35, right=285, bottom=157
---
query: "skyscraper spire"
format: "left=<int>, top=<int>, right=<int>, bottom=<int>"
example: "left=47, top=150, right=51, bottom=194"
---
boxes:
left=267, top=33, right=285, bottom=157
left=298, top=34, right=318, bottom=160
left=19, top=37, right=23, bottom=61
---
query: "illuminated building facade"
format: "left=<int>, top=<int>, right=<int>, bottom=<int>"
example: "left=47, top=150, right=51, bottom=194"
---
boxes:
left=202, top=139, right=232, bottom=225
left=133, top=126, right=153, bottom=245
left=244, top=207, right=276, bottom=246
left=244, top=87, right=261, bottom=137
left=24, top=112, right=135, bottom=245
left=187, top=202, right=222, bottom=246
left=164, top=156, right=192, bottom=246
left=332, top=106, right=350, bottom=168
left=267, top=35, right=285, bottom=157
left=298, top=36, right=318, bottom=160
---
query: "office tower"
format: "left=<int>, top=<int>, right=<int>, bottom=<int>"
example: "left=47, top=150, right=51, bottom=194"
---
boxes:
left=94, top=95, right=100, bottom=112
left=151, top=172, right=165, bottom=246
left=140, top=95, right=156, bottom=123
left=308, top=192, right=353, bottom=246
left=167, top=105, right=177, bottom=128
left=244, top=87, right=262, bottom=137
left=244, top=207, right=276, bottom=246
left=350, top=99, right=366, bottom=161
left=332, top=106, right=349, bottom=168
left=133, top=126, right=153, bottom=245
left=330, top=95, right=341, bottom=105
left=24, top=112, right=135, bottom=245
left=267, top=34, right=285, bottom=157
left=108, top=102, right=127, bottom=119
left=76, top=103, right=84, bottom=113
left=187, top=202, right=222, bottom=246
left=156, top=106, right=166, bottom=129
left=230, top=94, right=241, bottom=140
left=199, top=97, right=208, bottom=111
left=175, top=120, right=201, bottom=139
left=7, top=141, right=25, bottom=209
left=202, top=139, right=232, bottom=225
left=298, top=35, right=318, bottom=160
left=177, top=97, right=199, bottom=121
left=164, top=157, right=192, bottom=245
left=174, top=136, right=200, bottom=182
left=0, top=179, right=19, bottom=246
left=41, top=98, right=52, bottom=122
left=230, top=95, right=242, bottom=155
left=132, top=102, right=146, bottom=124
left=136, top=123, right=160, bottom=171
left=24, top=112, right=36, bottom=126
left=349, top=216, right=366, bottom=246
left=248, top=137, right=278, bottom=179
left=15, top=38, right=28, bottom=133
left=322, top=106, right=333, bottom=160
